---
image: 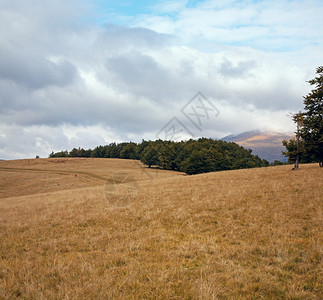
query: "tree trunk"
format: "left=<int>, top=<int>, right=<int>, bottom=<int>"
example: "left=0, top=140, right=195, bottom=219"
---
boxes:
left=319, top=161, right=322, bottom=167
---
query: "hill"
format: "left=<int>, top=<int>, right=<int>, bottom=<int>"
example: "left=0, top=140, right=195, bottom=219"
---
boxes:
left=0, top=158, right=322, bottom=299
left=0, top=158, right=183, bottom=198
left=222, top=130, right=294, bottom=162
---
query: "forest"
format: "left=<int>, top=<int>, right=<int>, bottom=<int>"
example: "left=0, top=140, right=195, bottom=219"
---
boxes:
left=49, top=138, right=269, bottom=175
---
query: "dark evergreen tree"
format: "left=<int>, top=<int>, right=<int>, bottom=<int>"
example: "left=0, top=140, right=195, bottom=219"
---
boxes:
left=283, top=66, right=323, bottom=167
left=109, top=143, right=120, bottom=158
left=282, top=138, right=308, bottom=164
left=91, top=146, right=105, bottom=158
left=49, top=150, right=68, bottom=157
left=140, top=145, right=159, bottom=168
left=181, top=149, right=213, bottom=175
left=137, top=140, right=150, bottom=157
left=120, top=143, right=138, bottom=159
left=158, top=143, right=178, bottom=170
left=301, top=66, right=323, bottom=166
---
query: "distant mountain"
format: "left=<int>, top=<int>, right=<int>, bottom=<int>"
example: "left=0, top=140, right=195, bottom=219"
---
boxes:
left=222, top=130, right=294, bottom=163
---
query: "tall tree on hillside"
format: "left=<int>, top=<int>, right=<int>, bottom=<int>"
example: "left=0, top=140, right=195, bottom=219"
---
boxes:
left=301, top=66, right=323, bottom=167
left=283, top=66, right=323, bottom=167
left=282, top=138, right=305, bottom=164
left=282, top=113, right=306, bottom=165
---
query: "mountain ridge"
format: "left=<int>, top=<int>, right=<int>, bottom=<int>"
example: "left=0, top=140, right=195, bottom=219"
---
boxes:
left=221, top=130, right=294, bottom=162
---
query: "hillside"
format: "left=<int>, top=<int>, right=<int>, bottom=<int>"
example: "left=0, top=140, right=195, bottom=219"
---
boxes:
left=0, top=158, right=184, bottom=198
left=0, top=158, right=322, bottom=299
left=222, top=130, right=294, bottom=162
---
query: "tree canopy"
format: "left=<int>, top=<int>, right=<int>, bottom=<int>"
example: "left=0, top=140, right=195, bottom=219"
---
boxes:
left=283, top=66, right=323, bottom=167
left=302, top=66, right=323, bottom=166
left=49, top=138, right=269, bottom=175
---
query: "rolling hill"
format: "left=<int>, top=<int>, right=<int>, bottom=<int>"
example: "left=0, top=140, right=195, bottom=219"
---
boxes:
left=0, top=158, right=322, bottom=299
left=222, top=130, right=294, bottom=163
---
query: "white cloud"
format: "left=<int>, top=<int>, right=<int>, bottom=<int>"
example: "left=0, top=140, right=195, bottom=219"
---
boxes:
left=133, top=0, right=323, bottom=52
left=151, top=0, right=187, bottom=14
left=0, top=0, right=322, bottom=159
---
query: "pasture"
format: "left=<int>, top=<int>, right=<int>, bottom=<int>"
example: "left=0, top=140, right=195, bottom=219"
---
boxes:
left=0, top=159, right=322, bottom=299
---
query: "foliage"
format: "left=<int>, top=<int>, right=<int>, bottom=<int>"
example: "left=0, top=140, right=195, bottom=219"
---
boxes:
left=283, top=66, right=323, bottom=166
left=271, top=160, right=287, bottom=166
left=301, top=66, right=323, bottom=166
left=181, top=149, right=214, bottom=175
left=120, top=143, right=139, bottom=159
left=140, top=145, right=159, bottom=167
left=282, top=138, right=309, bottom=164
left=49, top=150, right=68, bottom=158
left=49, top=138, right=269, bottom=175
left=158, top=143, right=178, bottom=170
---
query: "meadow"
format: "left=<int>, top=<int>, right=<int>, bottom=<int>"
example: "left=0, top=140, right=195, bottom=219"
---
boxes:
left=0, top=158, right=322, bottom=299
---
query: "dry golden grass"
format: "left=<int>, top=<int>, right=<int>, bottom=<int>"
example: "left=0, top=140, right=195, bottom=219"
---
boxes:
left=0, top=158, right=182, bottom=198
left=0, top=159, right=322, bottom=299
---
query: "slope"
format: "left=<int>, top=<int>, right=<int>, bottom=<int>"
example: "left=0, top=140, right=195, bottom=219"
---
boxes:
left=0, top=159, right=322, bottom=299
left=0, top=158, right=184, bottom=198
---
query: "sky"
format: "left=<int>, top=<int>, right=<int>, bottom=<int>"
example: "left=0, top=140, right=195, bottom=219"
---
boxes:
left=0, top=0, right=322, bottom=159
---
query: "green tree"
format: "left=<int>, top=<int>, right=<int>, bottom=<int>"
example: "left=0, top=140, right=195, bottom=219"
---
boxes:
left=181, top=149, right=214, bottom=175
left=69, top=147, right=85, bottom=157
left=49, top=150, right=68, bottom=158
left=301, top=66, right=323, bottom=167
left=282, top=138, right=306, bottom=164
left=91, top=146, right=105, bottom=158
left=49, top=138, right=269, bottom=174
left=140, top=145, right=159, bottom=168
left=120, top=143, right=138, bottom=159
left=108, top=143, right=119, bottom=158
left=158, top=143, right=178, bottom=170
left=137, top=140, right=150, bottom=157
left=84, top=149, right=92, bottom=157
left=283, top=66, right=323, bottom=167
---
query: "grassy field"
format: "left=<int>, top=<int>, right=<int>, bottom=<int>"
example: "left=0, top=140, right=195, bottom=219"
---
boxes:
left=0, top=158, right=322, bottom=299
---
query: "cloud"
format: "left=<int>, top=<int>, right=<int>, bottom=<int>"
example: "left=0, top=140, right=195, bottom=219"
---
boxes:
left=0, top=51, right=78, bottom=89
left=0, top=0, right=322, bottom=159
left=133, top=0, right=323, bottom=52
left=219, top=58, right=257, bottom=78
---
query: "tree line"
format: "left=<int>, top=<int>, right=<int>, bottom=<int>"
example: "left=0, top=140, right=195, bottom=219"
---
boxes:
left=49, top=138, right=269, bottom=175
